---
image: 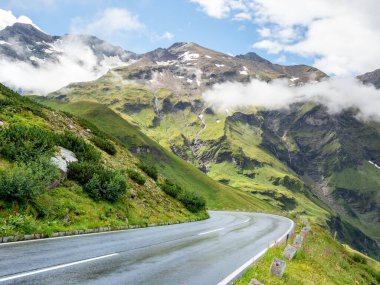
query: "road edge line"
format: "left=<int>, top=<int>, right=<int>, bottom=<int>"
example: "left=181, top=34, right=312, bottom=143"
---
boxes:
left=217, top=215, right=295, bottom=285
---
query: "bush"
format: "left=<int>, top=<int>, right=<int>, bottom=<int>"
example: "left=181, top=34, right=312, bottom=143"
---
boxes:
left=0, top=158, right=60, bottom=203
left=178, top=191, right=206, bottom=213
left=90, top=136, right=117, bottom=155
left=127, top=169, right=146, bottom=185
left=58, top=131, right=101, bottom=163
left=84, top=173, right=127, bottom=202
left=160, top=180, right=183, bottom=198
left=0, top=125, right=101, bottom=164
left=160, top=180, right=206, bottom=212
left=138, top=163, right=158, bottom=181
left=67, top=162, right=105, bottom=185
left=68, top=162, right=127, bottom=202
left=0, top=124, right=56, bottom=162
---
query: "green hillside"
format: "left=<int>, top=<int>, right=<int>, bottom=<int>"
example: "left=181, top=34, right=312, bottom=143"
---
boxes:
left=47, top=71, right=380, bottom=258
left=37, top=98, right=276, bottom=212
left=0, top=84, right=210, bottom=237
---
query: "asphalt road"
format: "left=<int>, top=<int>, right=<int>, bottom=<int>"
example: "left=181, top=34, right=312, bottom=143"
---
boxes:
left=0, top=211, right=293, bottom=285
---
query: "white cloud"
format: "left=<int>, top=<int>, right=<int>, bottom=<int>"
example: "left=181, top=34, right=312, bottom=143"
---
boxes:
left=70, top=7, right=145, bottom=40
left=0, top=9, right=39, bottom=30
left=251, top=0, right=380, bottom=75
left=190, top=0, right=232, bottom=19
left=191, top=0, right=380, bottom=75
left=160, top=31, right=175, bottom=40
left=0, top=36, right=127, bottom=95
left=234, top=12, right=252, bottom=21
left=203, top=77, right=380, bottom=121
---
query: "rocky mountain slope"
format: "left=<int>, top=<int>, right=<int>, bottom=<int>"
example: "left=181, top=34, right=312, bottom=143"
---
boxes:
left=0, top=23, right=136, bottom=66
left=47, top=42, right=380, bottom=258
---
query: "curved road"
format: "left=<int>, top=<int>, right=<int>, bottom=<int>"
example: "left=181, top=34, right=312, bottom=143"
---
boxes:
left=0, top=211, right=293, bottom=285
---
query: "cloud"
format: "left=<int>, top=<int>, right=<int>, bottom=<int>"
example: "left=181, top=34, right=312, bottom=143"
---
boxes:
left=70, top=7, right=145, bottom=43
left=0, top=35, right=127, bottom=95
left=0, top=9, right=39, bottom=30
left=203, top=77, right=380, bottom=121
left=191, top=0, right=380, bottom=76
left=190, top=0, right=232, bottom=19
left=159, top=31, right=175, bottom=40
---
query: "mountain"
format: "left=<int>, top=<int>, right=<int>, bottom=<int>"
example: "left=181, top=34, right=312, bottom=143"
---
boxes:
left=0, top=23, right=378, bottom=258
left=1, top=81, right=281, bottom=240
left=0, top=23, right=136, bottom=66
left=358, top=69, right=380, bottom=89
left=46, top=42, right=380, bottom=258
left=0, top=23, right=138, bottom=94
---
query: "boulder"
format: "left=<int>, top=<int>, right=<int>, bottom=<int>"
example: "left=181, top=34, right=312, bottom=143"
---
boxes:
left=270, top=258, right=286, bottom=277
left=51, top=146, right=78, bottom=175
left=282, top=244, right=298, bottom=260
left=293, top=234, right=303, bottom=248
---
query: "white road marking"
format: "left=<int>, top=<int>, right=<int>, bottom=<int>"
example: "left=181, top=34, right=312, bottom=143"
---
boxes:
left=217, top=217, right=295, bottom=285
left=237, top=218, right=250, bottom=225
left=198, top=227, right=225, bottom=236
left=0, top=253, right=118, bottom=282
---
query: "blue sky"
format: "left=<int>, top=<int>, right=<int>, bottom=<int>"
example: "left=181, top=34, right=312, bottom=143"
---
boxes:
left=1, top=0, right=379, bottom=75
left=0, top=0, right=310, bottom=66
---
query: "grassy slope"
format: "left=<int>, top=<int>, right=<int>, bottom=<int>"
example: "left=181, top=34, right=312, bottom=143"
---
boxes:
left=37, top=99, right=275, bottom=212
left=48, top=82, right=326, bottom=217
left=0, top=86, right=206, bottom=237
left=237, top=222, right=380, bottom=285
left=330, top=161, right=380, bottom=241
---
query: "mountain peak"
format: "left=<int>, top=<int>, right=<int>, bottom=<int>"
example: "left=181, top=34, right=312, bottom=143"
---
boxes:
left=358, top=69, right=380, bottom=89
left=0, top=22, right=52, bottom=43
left=236, top=52, right=271, bottom=64
left=168, top=42, right=191, bottom=50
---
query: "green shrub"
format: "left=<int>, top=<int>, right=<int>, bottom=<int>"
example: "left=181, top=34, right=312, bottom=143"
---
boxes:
left=0, top=125, right=101, bottom=164
left=58, top=131, right=101, bottom=163
left=160, top=180, right=183, bottom=198
left=127, top=169, right=146, bottom=185
left=90, top=136, right=117, bottom=155
left=0, top=124, right=56, bottom=162
left=68, top=162, right=127, bottom=202
left=84, top=173, right=127, bottom=202
left=178, top=191, right=206, bottom=213
left=102, top=174, right=128, bottom=202
left=0, top=158, right=60, bottom=203
left=67, top=162, right=105, bottom=185
left=160, top=180, right=206, bottom=212
left=0, top=213, right=37, bottom=236
left=138, top=163, right=158, bottom=181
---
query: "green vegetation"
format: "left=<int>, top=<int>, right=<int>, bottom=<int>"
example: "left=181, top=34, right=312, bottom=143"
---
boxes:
left=90, top=136, right=117, bottom=155
left=0, top=158, right=59, bottom=203
left=236, top=223, right=380, bottom=285
left=40, top=100, right=276, bottom=212
left=68, top=162, right=127, bottom=202
left=0, top=83, right=208, bottom=237
left=127, top=169, right=146, bottom=185
left=138, top=163, right=158, bottom=181
left=160, top=180, right=206, bottom=212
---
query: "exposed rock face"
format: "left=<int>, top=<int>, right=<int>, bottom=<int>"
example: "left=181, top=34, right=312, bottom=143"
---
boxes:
left=358, top=69, right=380, bottom=89
left=51, top=147, right=78, bottom=174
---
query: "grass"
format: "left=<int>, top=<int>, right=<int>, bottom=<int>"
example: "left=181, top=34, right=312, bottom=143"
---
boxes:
left=0, top=84, right=211, bottom=238
left=236, top=222, right=380, bottom=285
left=38, top=99, right=277, bottom=212
left=330, top=161, right=380, bottom=241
